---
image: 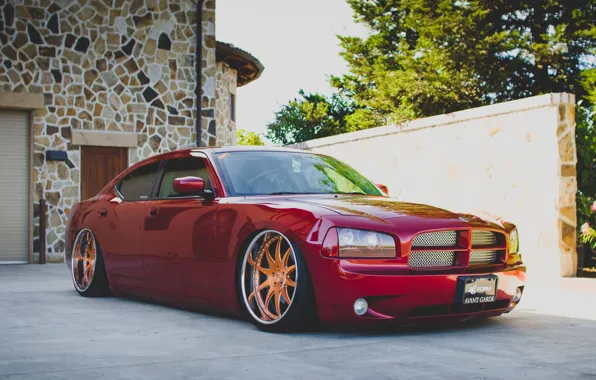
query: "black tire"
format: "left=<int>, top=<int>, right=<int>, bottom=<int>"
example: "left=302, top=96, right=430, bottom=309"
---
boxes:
left=238, top=230, right=317, bottom=333
left=71, top=229, right=111, bottom=297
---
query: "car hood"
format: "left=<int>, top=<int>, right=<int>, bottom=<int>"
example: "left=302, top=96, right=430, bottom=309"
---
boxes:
left=291, top=195, right=505, bottom=230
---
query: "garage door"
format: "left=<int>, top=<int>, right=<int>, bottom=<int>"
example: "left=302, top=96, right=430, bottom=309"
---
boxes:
left=0, top=111, right=29, bottom=263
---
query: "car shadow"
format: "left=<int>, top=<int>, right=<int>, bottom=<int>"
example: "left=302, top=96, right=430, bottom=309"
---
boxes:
left=67, top=287, right=516, bottom=337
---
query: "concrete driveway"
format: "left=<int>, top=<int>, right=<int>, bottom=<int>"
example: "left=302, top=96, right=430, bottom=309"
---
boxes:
left=1, top=265, right=595, bottom=380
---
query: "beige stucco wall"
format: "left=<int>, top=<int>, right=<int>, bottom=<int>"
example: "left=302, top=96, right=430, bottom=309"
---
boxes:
left=292, top=93, right=577, bottom=281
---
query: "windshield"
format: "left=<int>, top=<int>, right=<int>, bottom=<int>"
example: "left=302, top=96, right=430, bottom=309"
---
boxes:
left=214, top=151, right=384, bottom=197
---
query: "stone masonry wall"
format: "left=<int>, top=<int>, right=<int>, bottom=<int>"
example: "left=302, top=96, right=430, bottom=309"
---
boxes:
left=214, top=61, right=236, bottom=145
left=0, top=0, right=217, bottom=262
left=292, top=94, right=578, bottom=281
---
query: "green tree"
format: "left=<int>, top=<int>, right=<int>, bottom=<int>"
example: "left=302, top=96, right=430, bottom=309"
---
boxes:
left=266, top=90, right=360, bottom=146
left=236, top=129, right=265, bottom=146
left=268, top=0, right=595, bottom=144
left=577, top=70, right=596, bottom=230
left=333, top=0, right=596, bottom=123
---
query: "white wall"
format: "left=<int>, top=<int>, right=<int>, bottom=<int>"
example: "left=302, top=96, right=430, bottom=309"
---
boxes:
left=291, top=94, right=578, bottom=282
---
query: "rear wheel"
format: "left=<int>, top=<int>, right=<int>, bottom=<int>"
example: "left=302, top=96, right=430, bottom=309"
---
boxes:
left=239, top=230, right=316, bottom=332
left=71, top=229, right=110, bottom=297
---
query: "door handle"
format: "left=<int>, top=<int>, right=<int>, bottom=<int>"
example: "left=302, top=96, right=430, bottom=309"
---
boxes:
left=98, top=208, right=108, bottom=217
left=148, top=207, right=159, bottom=217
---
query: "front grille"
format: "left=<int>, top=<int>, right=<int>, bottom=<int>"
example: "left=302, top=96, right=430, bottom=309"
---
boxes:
left=472, top=230, right=497, bottom=246
left=408, top=251, right=456, bottom=268
left=469, top=250, right=499, bottom=265
left=412, top=231, right=457, bottom=247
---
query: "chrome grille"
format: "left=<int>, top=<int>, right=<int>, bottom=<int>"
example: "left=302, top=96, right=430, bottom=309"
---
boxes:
left=472, top=231, right=497, bottom=246
left=408, top=251, right=456, bottom=268
left=469, top=250, right=499, bottom=265
left=412, top=231, right=457, bottom=247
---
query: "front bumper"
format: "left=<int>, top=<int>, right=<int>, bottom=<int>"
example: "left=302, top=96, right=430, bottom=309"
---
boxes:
left=308, top=256, right=526, bottom=326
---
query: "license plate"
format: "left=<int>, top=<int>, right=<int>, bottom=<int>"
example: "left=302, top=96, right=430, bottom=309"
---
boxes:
left=456, top=276, right=498, bottom=304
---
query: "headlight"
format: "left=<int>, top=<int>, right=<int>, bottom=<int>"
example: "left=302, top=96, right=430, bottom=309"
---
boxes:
left=321, top=228, right=396, bottom=258
left=508, top=228, right=519, bottom=254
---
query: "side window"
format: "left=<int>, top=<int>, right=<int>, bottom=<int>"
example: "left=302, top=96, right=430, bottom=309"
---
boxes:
left=158, top=157, right=213, bottom=198
left=118, top=162, right=161, bottom=201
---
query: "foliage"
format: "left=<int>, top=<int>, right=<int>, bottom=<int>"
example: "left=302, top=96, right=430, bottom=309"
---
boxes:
left=236, top=129, right=265, bottom=146
left=333, top=0, right=596, bottom=123
left=582, top=68, right=596, bottom=106
left=265, top=90, right=360, bottom=146
left=580, top=199, right=596, bottom=249
left=577, top=96, right=596, bottom=241
left=268, top=0, right=596, bottom=144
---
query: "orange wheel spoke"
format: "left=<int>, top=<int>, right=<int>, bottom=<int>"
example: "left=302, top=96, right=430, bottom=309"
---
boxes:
left=285, top=265, right=296, bottom=276
left=274, top=238, right=283, bottom=264
left=85, top=264, right=93, bottom=280
left=281, top=248, right=291, bottom=267
left=286, top=278, right=296, bottom=288
left=265, top=250, right=275, bottom=269
left=264, top=286, right=275, bottom=308
left=281, top=286, right=291, bottom=304
left=274, top=290, right=282, bottom=316
left=247, top=254, right=256, bottom=268
left=256, top=290, right=275, bottom=320
left=250, top=279, right=270, bottom=303
left=74, top=250, right=84, bottom=260
left=256, top=300, right=270, bottom=321
left=257, top=265, right=272, bottom=276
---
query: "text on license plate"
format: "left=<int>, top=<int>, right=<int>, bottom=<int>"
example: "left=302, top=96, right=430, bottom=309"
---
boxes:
left=458, top=276, right=498, bottom=304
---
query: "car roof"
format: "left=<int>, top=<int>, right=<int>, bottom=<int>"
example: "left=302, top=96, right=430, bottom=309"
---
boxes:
left=150, top=145, right=310, bottom=160
left=191, top=145, right=306, bottom=154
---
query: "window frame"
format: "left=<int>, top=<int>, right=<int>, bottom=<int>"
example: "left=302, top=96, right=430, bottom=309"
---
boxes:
left=115, top=160, right=165, bottom=202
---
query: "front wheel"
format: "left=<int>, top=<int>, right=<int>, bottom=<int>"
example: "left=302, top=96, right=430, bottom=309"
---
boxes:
left=239, top=230, right=316, bottom=332
left=71, top=229, right=111, bottom=297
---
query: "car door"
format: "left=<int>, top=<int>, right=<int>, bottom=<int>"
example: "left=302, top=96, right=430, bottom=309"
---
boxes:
left=101, top=160, right=161, bottom=288
left=142, top=154, right=219, bottom=299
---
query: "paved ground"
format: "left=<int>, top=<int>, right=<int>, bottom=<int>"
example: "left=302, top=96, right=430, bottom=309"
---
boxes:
left=2, top=265, right=596, bottom=380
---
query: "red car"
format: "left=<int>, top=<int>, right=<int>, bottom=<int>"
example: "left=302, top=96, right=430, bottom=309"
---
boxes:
left=66, top=147, right=526, bottom=332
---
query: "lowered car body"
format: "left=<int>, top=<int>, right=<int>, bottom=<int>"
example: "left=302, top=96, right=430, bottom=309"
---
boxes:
left=65, top=147, right=525, bottom=332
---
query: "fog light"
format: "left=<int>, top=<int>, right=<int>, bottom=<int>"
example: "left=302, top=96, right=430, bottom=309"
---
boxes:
left=353, top=298, right=368, bottom=316
left=512, top=287, right=523, bottom=303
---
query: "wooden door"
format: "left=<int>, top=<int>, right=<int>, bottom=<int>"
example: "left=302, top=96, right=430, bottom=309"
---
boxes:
left=81, top=146, right=128, bottom=200
left=0, top=111, right=29, bottom=263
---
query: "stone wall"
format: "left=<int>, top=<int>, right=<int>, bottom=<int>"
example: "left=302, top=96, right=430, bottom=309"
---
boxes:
left=292, top=93, right=578, bottom=280
left=214, top=61, right=236, bottom=145
left=0, top=0, right=220, bottom=262
left=200, top=0, right=217, bottom=147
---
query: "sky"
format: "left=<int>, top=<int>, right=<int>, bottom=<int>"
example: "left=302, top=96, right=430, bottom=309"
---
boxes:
left=217, top=0, right=368, bottom=137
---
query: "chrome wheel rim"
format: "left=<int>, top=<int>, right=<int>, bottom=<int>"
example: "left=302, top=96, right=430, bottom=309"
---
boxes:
left=241, top=231, right=298, bottom=325
left=71, top=229, right=97, bottom=292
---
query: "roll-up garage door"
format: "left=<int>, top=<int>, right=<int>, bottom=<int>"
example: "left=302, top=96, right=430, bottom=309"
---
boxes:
left=0, top=111, right=29, bottom=263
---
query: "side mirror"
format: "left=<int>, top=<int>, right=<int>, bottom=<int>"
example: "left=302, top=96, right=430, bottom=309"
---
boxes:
left=376, top=183, right=389, bottom=195
left=173, top=176, right=206, bottom=195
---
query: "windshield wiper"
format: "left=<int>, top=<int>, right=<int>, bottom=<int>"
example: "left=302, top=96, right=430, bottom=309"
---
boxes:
left=268, top=192, right=306, bottom=195
left=267, top=191, right=365, bottom=196
left=331, top=192, right=367, bottom=195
